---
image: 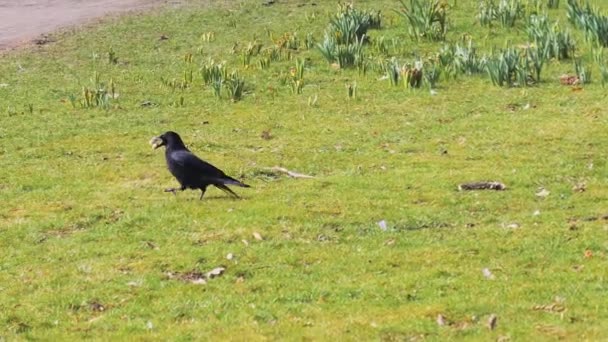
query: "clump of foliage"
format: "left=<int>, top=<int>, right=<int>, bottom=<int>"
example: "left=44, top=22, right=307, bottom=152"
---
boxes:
left=396, top=0, right=448, bottom=41
left=273, top=32, right=301, bottom=50
left=526, top=15, right=576, bottom=60
left=424, top=59, right=442, bottom=89
left=239, top=40, right=263, bottom=67
left=328, top=3, right=381, bottom=45
left=70, top=71, right=117, bottom=109
left=200, top=59, right=226, bottom=97
left=304, top=32, right=316, bottom=49
left=574, top=57, right=591, bottom=84
left=385, top=58, right=425, bottom=88
left=485, top=45, right=546, bottom=86
left=600, top=63, right=608, bottom=87
left=595, top=48, right=608, bottom=87
left=161, top=53, right=196, bottom=90
left=523, top=0, right=544, bottom=17
left=486, top=47, right=525, bottom=86
left=478, top=0, right=525, bottom=28
left=566, top=0, right=608, bottom=47
left=107, top=46, right=118, bottom=64
left=225, top=70, right=246, bottom=101
left=290, top=58, right=306, bottom=94
left=438, top=38, right=488, bottom=77
left=318, top=3, right=380, bottom=68
left=261, top=44, right=292, bottom=64
left=199, top=59, right=246, bottom=101
left=318, top=34, right=366, bottom=68
left=547, top=0, right=560, bottom=9
left=254, top=32, right=300, bottom=69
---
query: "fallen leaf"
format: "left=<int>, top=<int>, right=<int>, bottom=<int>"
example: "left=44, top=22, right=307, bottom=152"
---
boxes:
left=226, top=253, right=234, bottom=260
left=504, top=222, right=520, bottom=229
left=89, top=301, right=105, bottom=312
left=260, top=130, right=272, bottom=140
left=506, top=103, right=519, bottom=111
left=145, top=241, right=158, bottom=250
left=87, top=316, right=104, bottom=324
left=559, top=74, right=579, bottom=85
left=535, top=187, right=550, bottom=198
left=377, top=220, right=388, bottom=231
left=482, top=268, right=495, bottom=280
left=140, top=100, right=157, bottom=107
left=584, top=250, right=593, bottom=258
left=572, top=182, right=586, bottom=192
left=487, top=314, right=497, bottom=330
left=253, top=232, right=263, bottom=241
left=436, top=314, right=448, bottom=326
left=206, top=267, right=226, bottom=279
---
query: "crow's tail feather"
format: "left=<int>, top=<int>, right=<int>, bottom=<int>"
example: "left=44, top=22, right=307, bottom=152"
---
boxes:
left=221, top=176, right=251, bottom=188
left=214, top=184, right=240, bottom=198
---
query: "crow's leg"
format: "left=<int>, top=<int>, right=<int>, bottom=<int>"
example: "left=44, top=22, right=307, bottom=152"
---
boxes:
left=165, top=185, right=186, bottom=195
left=199, top=186, right=208, bottom=200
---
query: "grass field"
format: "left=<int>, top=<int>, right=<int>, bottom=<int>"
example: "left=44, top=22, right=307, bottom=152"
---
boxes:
left=1, top=0, right=608, bottom=339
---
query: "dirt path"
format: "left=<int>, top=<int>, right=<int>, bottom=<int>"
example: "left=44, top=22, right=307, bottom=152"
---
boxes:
left=0, top=0, right=165, bottom=51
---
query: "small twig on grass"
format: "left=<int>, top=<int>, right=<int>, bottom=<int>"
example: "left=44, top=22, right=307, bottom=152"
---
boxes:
left=266, top=166, right=315, bottom=179
left=458, top=181, right=506, bottom=191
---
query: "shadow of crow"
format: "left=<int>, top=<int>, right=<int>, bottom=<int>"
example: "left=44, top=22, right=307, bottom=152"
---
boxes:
left=150, top=131, right=250, bottom=199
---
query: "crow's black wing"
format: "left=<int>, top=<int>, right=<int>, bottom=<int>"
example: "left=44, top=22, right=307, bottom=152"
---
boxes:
left=169, top=150, right=227, bottom=178
left=168, top=150, right=249, bottom=187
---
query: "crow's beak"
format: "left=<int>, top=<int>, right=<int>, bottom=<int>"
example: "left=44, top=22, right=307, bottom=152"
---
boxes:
left=149, top=136, right=164, bottom=150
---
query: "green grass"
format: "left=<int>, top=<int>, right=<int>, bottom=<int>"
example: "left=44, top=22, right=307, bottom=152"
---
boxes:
left=1, top=0, right=608, bottom=339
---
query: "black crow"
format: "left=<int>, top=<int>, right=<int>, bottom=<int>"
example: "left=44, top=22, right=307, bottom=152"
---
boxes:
left=150, top=131, right=250, bottom=199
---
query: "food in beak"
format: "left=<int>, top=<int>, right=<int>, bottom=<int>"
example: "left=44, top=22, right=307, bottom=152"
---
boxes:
left=149, top=136, right=163, bottom=150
